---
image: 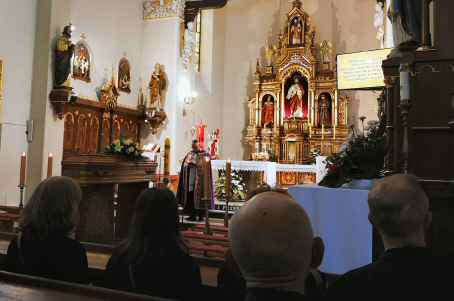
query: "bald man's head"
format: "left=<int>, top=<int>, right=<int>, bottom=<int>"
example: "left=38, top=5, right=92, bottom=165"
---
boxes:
left=368, top=174, right=430, bottom=240
left=229, top=191, right=314, bottom=292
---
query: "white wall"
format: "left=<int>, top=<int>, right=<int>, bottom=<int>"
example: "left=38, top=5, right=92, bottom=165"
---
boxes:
left=0, top=0, right=37, bottom=205
left=218, top=0, right=380, bottom=160
left=141, top=17, right=181, bottom=173
left=70, top=0, right=144, bottom=108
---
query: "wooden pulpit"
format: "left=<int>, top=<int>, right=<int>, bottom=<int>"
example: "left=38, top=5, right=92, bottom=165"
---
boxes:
left=382, top=0, right=454, bottom=256
left=62, top=99, right=157, bottom=245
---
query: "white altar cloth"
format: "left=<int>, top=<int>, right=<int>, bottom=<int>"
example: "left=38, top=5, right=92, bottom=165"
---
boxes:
left=211, top=160, right=320, bottom=187
left=288, top=185, right=372, bottom=275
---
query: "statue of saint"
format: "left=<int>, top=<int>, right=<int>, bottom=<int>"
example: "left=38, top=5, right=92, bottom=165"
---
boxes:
left=285, top=77, right=306, bottom=119
left=118, top=57, right=131, bottom=93
left=319, top=94, right=331, bottom=127
left=320, top=41, right=333, bottom=66
left=374, top=2, right=385, bottom=47
left=55, top=24, right=75, bottom=88
left=177, top=140, right=214, bottom=221
left=290, top=18, right=303, bottom=45
left=262, top=95, right=274, bottom=128
left=209, top=129, right=221, bottom=159
left=149, top=63, right=166, bottom=109
left=389, top=0, right=423, bottom=46
left=182, top=22, right=196, bottom=69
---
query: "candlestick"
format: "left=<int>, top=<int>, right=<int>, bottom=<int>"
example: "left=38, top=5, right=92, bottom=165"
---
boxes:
left=224, top=159, right=232, bottom=227
left=47, top=153, right=53, bottom=178
left=19, top=152, right=26, bottom=187
left=225, top=159, right=232, bottom=198
left=202, top=157, right=211, bottom=201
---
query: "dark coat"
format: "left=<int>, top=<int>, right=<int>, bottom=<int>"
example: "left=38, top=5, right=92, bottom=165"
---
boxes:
left=323, top=247, right=453, bottom=301
left=176, top=150, right=214, bottom=210
left=103, top=247, right=202, bottom=300
left=4, top=235, right=89, bottom=284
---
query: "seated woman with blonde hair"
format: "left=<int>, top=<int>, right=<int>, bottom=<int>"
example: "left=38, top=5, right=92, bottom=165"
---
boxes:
left=4, top=176, right=89, bottom=284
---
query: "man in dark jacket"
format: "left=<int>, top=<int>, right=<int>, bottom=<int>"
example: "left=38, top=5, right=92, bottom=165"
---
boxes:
left=323, top=174, right=452, bottom=301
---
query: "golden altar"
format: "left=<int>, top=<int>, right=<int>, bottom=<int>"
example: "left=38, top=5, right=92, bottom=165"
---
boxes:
left=245, top=0, right=349, bottom=165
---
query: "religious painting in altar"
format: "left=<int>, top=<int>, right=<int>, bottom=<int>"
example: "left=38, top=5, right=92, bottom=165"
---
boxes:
left=284, top=73, right=308, bottom=119
left=289, top=16, right=304, bottom=47
left=118, top=56, right=131, bottom=93
left=244, top=0, right=350, bottom=183
left=72, top=36, right=91, bottom=83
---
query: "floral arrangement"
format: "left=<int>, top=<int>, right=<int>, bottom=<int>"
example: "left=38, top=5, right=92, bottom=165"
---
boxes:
left=215, top=170, right=247, bottom=201
left=319, top=117, right=386, bottom=188
left=105, top=137, right=145, bottom=160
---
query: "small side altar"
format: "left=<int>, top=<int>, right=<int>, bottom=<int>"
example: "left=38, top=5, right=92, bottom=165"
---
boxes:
left=245, top=0, right=349, bottom=167
left=62, top=98, right=157, bottom=245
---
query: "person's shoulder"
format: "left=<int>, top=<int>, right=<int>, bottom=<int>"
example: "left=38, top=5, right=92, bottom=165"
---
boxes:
left=326, top=263, right=378, bottom=293
left=60, top=237, right=87, bottom=255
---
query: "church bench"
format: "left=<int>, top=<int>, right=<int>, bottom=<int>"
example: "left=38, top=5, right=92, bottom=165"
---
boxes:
left=192, top=224, right=228, bottom=235
left=182, top=231, right=230, bottom=247
left=188, top=242, right=228, bottom=259
left=0, top=270, right=172, bottom=301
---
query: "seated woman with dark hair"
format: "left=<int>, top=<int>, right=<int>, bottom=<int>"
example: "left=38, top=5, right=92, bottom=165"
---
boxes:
left=4, top=176, right=89, bottom=284
left=103, top=188, right=202, bottom=300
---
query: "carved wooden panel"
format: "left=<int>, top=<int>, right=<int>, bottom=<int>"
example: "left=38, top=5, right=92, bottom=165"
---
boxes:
left=88, top=116, right=100, bottom=154
left=63, top=99, right=142, bottom=157
left=75, top=113, right=88, bottom=153
left=101, top=113, right=111, bottom=150
left=64, top=113, right=75, bottom=152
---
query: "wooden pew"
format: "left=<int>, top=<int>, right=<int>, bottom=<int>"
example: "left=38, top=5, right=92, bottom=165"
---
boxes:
left=0, top=270, right=171, bottom=301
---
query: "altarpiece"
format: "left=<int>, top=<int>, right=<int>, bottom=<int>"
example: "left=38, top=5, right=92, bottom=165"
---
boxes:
left=245, top=0, right=349, bottom=168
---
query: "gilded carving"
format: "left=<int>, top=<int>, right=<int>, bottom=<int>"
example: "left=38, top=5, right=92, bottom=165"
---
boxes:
left=245, top=0, right=348, bottom=163
left=143, top=0, right=185, bottom=20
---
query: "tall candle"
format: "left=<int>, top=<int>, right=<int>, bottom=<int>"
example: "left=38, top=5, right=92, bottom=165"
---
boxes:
left=226, top=159, right=232, bottom=199
left=19, top=153, right=26, bottom=186
left=203, top=157, right=211, bottom=200
left=47, top=153, right=53, bottom=178
left=321, top=124, right=325, bottom=140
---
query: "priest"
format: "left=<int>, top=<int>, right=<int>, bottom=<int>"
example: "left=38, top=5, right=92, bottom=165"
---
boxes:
left=177, top=140, right=214, bottom=222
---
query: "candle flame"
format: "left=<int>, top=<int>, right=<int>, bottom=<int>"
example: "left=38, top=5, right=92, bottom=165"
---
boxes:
left=21, top=152, right=26, bottom=157
left=49, top=153, right=53, bottom=157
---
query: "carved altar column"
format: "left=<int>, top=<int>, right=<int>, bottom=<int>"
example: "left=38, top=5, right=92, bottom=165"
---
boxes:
left=142, top=0, right=185, bottom=174
left=27, top=0, right=71, bottom=196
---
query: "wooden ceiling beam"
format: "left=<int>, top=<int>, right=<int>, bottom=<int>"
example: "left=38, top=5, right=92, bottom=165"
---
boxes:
left=184, top=0, right=228, bottom=26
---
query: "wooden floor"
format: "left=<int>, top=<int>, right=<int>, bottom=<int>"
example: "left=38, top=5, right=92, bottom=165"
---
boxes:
left=0, top=239, right=219, bottom=287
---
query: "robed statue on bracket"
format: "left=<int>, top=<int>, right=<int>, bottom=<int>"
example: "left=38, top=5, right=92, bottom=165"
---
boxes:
left=54, top=24, right=75, bottom=88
